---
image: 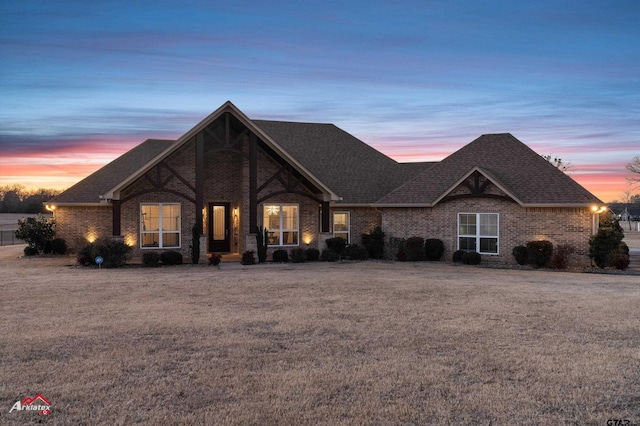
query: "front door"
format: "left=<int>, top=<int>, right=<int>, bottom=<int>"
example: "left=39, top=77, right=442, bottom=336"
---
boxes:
left=208, top=202, right=231, bottom=252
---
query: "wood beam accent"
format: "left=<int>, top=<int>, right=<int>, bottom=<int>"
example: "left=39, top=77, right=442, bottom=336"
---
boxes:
left=196, top=133, right=204, bottom=231
left=112, top=199, right=121, bottom=236
left=249, top=132, right=258, bottom=233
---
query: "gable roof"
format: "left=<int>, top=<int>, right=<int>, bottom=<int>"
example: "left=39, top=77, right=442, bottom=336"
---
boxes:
left=377, top=133, right=602, bottom=207
left=252, top=120, right=433, bottom=203
left=47, top=139, right=175, bottom=204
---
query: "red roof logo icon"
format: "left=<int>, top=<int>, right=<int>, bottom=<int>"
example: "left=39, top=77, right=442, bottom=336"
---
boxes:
left=9, top=393, right=51, bottom=415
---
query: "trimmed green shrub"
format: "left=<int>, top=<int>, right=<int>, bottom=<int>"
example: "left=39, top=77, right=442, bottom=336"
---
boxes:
left=551, top=244, right=575, bottom=270
left=191, top=223, right=201, bottom=264
left=77, top=243, right=95, bottom=266
left=290, top=248, right=306, bottom=263
left=526, top=240, right=553, bottom=268
left=512, top=246, right=529, bottom=265
left=256, top=226, right=268, bottom=263
left=424, top=238, right=445, bottom=261
left=242, top=250, right=255, bottom=265
left=404, top=237, right=425, bottom=261
left=209, top=253, right=222, bottom=266
left=42, top=240, right=52, bottom=254
left=23, top=246, right=39, bottom=256
left=78, top=238, right=132, bottom=268
left=343, top=244, right=369, bottom=260
left=160, top=250, right=183, bottom=265
left=272, top=249, right=289, bottom=262
left=325, top=237, right=346, bottom=256
left=15, top=214, right=56, bottom=253
left=321, top=248, right=340, bottom=262
left=384, top=237, right=405, bottom=261
left=589, top=214, right=625, bottom=268
left=462, top=251, right=481, bottom=265
left=362, top=226, right=385, bottom=259
left=143, top=252, right=161, bottom=267
left=452, top=250, right=465, bottom=263
left=305, top=247, right=320, bottom=262
left=50, top=238, right=67, bottom=255
left=610, top=253, right=630, bottom=270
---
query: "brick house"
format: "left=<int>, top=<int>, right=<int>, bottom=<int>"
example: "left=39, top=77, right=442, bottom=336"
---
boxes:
left=47, top=101, right=604, bottom=264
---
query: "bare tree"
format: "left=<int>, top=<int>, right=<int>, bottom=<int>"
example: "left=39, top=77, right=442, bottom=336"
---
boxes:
left=542, top=155, right=574, bottom=173
left=626, top=155, right=640, bottom=188
left=621, top=190, right=633, bottom=231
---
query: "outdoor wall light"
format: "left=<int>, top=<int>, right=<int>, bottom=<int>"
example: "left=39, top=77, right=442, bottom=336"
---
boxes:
left=45, top=205, right=56, bottom=211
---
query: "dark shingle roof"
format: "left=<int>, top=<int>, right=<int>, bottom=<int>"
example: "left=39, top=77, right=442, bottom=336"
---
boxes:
left=48, top=139, right=175, bottom=204
left=378, top=133, right=602, bottom=206
left=252, top=120, right=433, bottom=203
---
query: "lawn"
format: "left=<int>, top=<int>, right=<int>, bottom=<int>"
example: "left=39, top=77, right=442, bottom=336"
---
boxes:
left=1, top=245, right=639, bottom=425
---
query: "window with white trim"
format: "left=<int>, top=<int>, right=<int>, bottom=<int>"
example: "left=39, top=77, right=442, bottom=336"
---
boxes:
left=141, top=203, right=181, bottom=248
left=333, top=212, right=350, bottom=243
left=263, top=204, right=299, bottom=246
left=458, top=213, right=499, bottom=254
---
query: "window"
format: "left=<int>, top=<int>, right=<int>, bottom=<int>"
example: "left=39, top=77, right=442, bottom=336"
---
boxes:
left=333, top=212, right=350, bottom=243
left=141, top=203, right=181, bottom=248
left=458, top=213, right=498, bottom=254
left=263, top=204, right=299, bottom=246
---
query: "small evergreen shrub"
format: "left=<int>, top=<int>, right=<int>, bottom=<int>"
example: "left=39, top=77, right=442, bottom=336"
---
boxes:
left=384, top=237, right=405, bottom=261
left=321, top=248, right=340, bottom=262
left=610, top=253, right=630, bottom=270
left=42, top=240, right=52, bottom=254
left=305, top=247, right=320, bottom=262
left=160, top=250, right=183, bottom=265
left=404, top=237, right=426, bottom=261
left=325, top=237, right=346, bottom=256
left=512, top=245, right=529, bottom=265
left=424, top=238, right=445, bottom=261
left=256, top=226, right=268, bottom=263
left=462, top=251, right=481, bottom=265
left=209, top=253, right=222, bottom=266
left=526, top=240, right=553, bottom=268
left=342, top=244, right=369, bottom=260
left=272, top=249, right=289, bottom=262
left=50, top=238, right=67, bottom=255
left=241, top=250, right=255, bottom=265
left=589, top=214, right=625, bottom=268
left=77, top=243, right=96, bottom=266
left=191, top=223, right=201, bottom=264
left=142, top=252, right=161, bottom=267
left=289, top=248, right=306, bottom=263
left=78, top=238, right=132, bottom=268
left=23, top=246, right=40, bottom=256
left=551, top=244, right=575, bottom=270
left=452, top=250, right=465, bottom=263
left=362, top=226, right=385, bottom=259
left=15, top=214, right=56, bottom=253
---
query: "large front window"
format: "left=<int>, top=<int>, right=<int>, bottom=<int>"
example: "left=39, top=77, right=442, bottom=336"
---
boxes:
left=458, top=213, right=498, bottom=254
left=141, top=203, right=181, bottom=248
left=333, top=212, right=350, bottom=243
left=263, top=204, right=299, bottom=246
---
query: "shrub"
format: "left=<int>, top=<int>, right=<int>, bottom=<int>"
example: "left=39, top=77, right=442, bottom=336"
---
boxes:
left=610, top=253, right=630, bottom=270
left=384, top=237, right=405, bottom=261
left=551, top=244, right=575, bottom=270
left=79, top=238, right=132, bottom=268
left=50, top=238, right=67, bottom=255
left=424, top=238, right=445, bottom=261
left=23, top=246, right=39, bottom=256
left=462, top=251, right=482, bottom=265
left=589, top=214, right=625, bottom=268
left=289, top=248, right=306, bottom=263
left=342, top=244, right=369, bottom=260
left=160, top=250, right=183, bottom=265
left=320, top=248, right=340, bottom=262
left=325, top=237, right=346, bottom=256
left=404, top=237, right=425, bottom=261
left=305, top=247, right=320, bottom=262
left=272, top=249, right=289, bottom=262
left=241, top=250, right=256, bottom=265
left=191, top=223, right=201, bottom=264
left=256, top=226, right=268, bottom=263
left=452, top=250, right=465, bottom=263
left=15, top=214, right=56, bottom=253
left=42, top=240, right=53, bottom=254
left=361, top=226, right=385, bottom=259
left=209, top=253, right=222, bottom=266
left=142, top=252, right=161, bottom=267
left=512, top=246, right=529, bottom=265
left=526, top=240, right=553, bottom=268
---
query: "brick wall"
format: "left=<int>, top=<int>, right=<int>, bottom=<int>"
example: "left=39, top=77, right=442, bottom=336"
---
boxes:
left=53, top=206, right=112, bottom=251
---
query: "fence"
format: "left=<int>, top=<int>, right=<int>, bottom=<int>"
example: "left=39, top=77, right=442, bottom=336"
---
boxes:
left=0, top=230, right=25, bottom=246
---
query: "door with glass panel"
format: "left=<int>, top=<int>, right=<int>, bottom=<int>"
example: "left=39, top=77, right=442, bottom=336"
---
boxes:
left=208, top=202, right=230, bottom=252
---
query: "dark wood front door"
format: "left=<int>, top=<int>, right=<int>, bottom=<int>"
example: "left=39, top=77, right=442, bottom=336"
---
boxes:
left=208, top=202, right=230, bottom=252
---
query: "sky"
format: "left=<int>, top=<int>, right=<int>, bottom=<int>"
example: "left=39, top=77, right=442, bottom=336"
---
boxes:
left=1, top=0, right=639, bottom=202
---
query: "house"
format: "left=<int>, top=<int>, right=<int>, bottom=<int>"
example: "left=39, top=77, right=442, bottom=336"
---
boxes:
left=47, top=101, right=604, bottom=264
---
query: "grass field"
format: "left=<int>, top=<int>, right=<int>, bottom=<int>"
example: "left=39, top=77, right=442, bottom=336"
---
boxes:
left=1, top=245, right=639, bottom=425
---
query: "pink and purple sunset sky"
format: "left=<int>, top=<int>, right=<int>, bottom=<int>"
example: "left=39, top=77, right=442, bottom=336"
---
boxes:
left=1, top=1, right=639, bottom=202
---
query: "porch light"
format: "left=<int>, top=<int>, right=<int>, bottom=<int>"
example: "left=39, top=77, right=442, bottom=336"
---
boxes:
left=591, top=205, right=607, bottom=214
left=45, top=204, right=56, bottom=211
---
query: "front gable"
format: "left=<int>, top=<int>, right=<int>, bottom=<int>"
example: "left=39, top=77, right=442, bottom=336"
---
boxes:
left=433, top=168, right=519, bottom=206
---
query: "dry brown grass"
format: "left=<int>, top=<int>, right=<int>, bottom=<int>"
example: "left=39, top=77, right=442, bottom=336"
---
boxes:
left=1, top=245, right=639, bottom=425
